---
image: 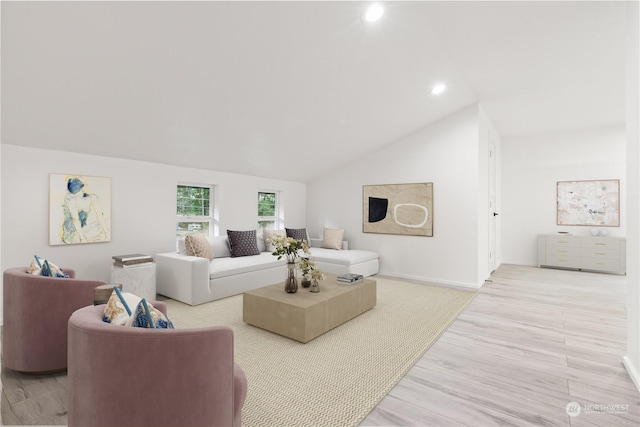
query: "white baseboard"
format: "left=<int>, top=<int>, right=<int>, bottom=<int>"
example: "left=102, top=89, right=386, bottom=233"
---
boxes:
left=377, top=271, right=483, bottom=290
left=623, top=356, right=640, bottom=393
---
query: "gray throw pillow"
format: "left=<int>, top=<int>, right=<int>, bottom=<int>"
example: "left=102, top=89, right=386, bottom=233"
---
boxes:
left=286, top=227, right=308, bottom=242
left=227, top=230, right=260, bottom=257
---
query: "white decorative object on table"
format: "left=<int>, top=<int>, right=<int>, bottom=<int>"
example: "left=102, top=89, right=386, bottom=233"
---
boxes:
left=110, top=263, right=156, bottom=300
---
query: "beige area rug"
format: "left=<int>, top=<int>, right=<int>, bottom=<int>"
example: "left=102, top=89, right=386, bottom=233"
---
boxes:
left=163, top=277, right=476, bottom=427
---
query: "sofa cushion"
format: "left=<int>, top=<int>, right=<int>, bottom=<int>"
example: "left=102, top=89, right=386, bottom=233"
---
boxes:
left=286, top=227, right=309, bottom=242
left=321, top=227, right=344, bottom=250
left=209, top=252, right=284, bottom=279
left=227, top=230, right=261, bottom=257
left=263, top=229, right=286, bottom=252
left=308, top=248, right=378, bottom=266
left=185, top=234, right=214, bottom=259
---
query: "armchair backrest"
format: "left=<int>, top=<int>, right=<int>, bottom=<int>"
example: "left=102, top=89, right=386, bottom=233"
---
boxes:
left=2, top=267, right=104, bottom=372
left=67, top=304, right=238, bottom=427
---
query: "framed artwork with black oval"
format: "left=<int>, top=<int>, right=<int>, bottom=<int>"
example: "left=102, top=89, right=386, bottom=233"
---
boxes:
left=362, top=183, right=433, bottom=236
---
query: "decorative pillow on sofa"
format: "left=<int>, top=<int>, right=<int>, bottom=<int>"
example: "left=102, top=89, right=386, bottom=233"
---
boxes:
left=125, top=299, right=175, bottom=329
left=28, top=255, right=70, bottom=278
left=263, top=229, right=286, bottom=252
left=103, top=287, right=174, bottom=329
left=210, top=236, right=232, bottom=258
left=185, top=234, right=214, bottom=259
left=102, top=287, right=142, bottom=325
left=321, top=227, right=344, bottom=250
left=227, top=230, right=261, bottom=257
left=286, top=228, right=309, bottom=243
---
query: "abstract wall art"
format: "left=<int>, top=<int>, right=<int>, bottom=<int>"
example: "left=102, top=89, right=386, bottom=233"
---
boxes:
left=49, top=174, right=111, bottom=245
left=363, top=182, right=433, bottom=236
left=557, top=179, right=620, bottom=227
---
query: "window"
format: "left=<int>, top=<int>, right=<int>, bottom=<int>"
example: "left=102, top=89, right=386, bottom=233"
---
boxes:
left=258, top=191, right=279, bottom=230
left=177, top=185, right=214, bottom=239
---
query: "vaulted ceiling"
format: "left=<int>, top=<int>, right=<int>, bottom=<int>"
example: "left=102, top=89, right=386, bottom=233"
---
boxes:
left=1, top=1, right=630, bottom=182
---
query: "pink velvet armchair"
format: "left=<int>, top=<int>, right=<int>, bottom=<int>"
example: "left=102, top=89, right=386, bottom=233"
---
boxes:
left=2, top=267, right=103, bottom=373
left=67, top=303, right=248, bottom=427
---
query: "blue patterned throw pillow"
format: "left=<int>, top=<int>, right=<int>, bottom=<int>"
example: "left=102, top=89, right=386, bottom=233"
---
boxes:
left=103, top=287, right=174, bottom=328
left=103, top=287, right=140, bottom=325
left=127, top=299, right=175, bottom=329
left=28, top=255, right=70, bottom=278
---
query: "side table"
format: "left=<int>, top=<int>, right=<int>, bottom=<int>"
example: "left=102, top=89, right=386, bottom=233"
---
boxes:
left=110, top=263, right=156, bottom=300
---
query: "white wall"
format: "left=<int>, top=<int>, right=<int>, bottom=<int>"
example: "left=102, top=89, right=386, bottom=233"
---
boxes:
left=0, top=145, right=306, bottom=322
left=501, top=125, right=627, bottom=266
left=624, top=0, right=640, bottom=392
left=306, top=104, right=490, bottom=288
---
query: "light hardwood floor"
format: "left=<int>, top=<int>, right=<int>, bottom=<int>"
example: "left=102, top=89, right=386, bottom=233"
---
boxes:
left=361, top=264, right=639, bottom=427
left=1, top=264, right=638, bottom=426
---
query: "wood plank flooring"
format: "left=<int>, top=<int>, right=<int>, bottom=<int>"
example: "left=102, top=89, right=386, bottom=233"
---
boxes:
left=1, top=264, right=637, bottom=426
left=360, top=264, right=639, bottom=427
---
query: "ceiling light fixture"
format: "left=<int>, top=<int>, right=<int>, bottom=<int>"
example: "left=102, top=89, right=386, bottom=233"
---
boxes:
left=363, top=3, right=384, bottom=23
left=431, top=84, right=446, bottom=95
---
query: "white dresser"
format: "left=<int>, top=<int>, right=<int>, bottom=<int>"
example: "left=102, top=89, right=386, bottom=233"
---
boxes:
left=537, top=235, right=626, bottom=274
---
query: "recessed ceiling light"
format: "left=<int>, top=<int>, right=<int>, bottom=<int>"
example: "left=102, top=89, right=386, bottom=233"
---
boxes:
left=363, top=3, right=384, bottom=23
left=431, top=84, right=446, bottom=95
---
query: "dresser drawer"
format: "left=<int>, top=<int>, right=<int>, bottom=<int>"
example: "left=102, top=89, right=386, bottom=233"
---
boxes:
left=545, top=254, right=580, bottom=269
left=581, top=247, right=619, bottom=260
left=580, top=257, right=622, bottom=272
left=546, top=236, right=581, bottom=247
left=547, top=245, right=581, bottom=257
left=581, top=237, right=622, bottom=250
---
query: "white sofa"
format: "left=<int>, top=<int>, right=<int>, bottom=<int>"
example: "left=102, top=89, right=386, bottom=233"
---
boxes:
left=155, top=235, right=379, bottom=306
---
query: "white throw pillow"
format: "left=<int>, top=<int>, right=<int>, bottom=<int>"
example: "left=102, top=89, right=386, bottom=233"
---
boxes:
left=263, top=229, right=286, bottom=252
left=210, top=236, right=232, bottom=258
left=321, top=227, right=344, bottom=250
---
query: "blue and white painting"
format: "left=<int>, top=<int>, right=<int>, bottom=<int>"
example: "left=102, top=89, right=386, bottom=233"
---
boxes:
left=49, top=174, right=111, bottom=245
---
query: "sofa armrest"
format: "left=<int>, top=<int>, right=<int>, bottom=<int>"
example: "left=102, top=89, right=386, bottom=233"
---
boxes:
left=155, top=252, right=210, bottom=305
left=309, top=238, right=349, bottom=250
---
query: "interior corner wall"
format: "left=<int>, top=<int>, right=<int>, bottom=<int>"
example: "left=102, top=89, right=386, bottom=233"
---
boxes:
left=306, top=104, right=484, bottom=288
left=501, top=125, right=627, bottom=266
left=0, top=145, right=306, bottom=323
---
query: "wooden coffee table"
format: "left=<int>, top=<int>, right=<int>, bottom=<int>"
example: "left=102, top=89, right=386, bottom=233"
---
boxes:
left=242, top=274, right=376, bottom=343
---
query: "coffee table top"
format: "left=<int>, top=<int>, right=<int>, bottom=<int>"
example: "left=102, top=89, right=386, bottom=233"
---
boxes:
left=243, top=274, right=375, bottom=308
left=243, top=274, right=377, bottom=343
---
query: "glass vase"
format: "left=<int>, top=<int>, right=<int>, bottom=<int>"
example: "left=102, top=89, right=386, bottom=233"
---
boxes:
left=310, top=279, right=320, bottom=293
left=285, top=262, right=298, bottom=293
left=301, top=278, right=311, bottom=288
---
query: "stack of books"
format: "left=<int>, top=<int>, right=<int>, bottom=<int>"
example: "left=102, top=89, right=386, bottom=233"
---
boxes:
left=112, top=254, right=154, bottom=268
left=337, top=273, right=363, bottom=284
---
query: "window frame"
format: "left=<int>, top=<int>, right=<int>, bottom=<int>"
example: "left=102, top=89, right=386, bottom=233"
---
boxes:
left=258, top=191, right=281, bottom=230
left=176, top=184, right=216, bottom=240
